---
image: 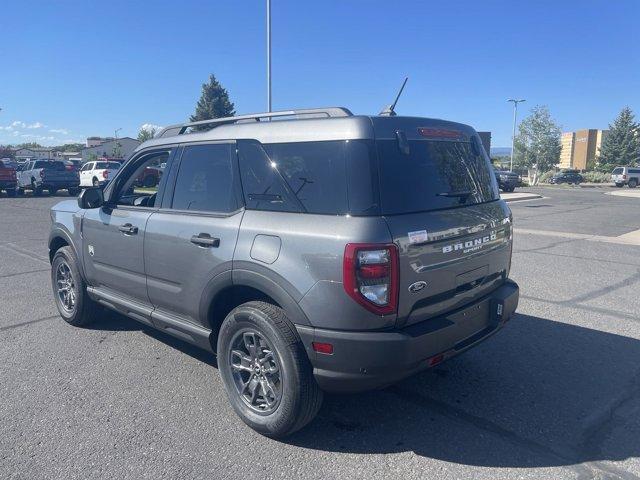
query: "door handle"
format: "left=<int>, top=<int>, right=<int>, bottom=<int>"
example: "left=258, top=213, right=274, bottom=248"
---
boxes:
left=190, top=233, right=220, bottom=248
left=118, top=223, right=138, bottom=235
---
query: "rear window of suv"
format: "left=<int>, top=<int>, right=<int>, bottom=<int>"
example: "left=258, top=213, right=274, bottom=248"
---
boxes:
left=96, top=162, right=120, bottom=169
left=377, top=139, right=499, bottom=214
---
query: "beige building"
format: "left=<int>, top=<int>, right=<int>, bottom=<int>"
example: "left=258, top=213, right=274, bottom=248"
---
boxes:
left=559, top=129, right=608, bottom=170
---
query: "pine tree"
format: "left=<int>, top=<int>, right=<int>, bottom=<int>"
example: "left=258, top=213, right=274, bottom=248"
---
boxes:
left=597, top=107, right=640, bottom=171
left=190, top=74, right=235, bottom=129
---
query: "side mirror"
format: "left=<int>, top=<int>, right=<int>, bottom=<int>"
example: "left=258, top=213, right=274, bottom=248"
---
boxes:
left=77, top=187, right=104, bottom=209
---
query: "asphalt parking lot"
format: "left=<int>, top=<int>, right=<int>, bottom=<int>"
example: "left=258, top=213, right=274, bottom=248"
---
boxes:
left=2, top=186, right=640, bottom=480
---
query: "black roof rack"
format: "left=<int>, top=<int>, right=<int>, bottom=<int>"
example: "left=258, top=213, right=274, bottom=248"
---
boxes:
left=156, top=107, right=353, bottom=138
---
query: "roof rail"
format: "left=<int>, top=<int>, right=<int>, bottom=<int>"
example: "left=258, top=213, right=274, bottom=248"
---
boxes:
left=156, top=107, right=353, bottom=138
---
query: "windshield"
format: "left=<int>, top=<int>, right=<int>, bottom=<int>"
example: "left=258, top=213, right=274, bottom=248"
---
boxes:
left=377, top=139, right=499, bottom=214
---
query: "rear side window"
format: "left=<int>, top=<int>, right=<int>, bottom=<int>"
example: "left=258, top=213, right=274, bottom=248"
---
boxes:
left=238, top=139, right=378, bottom=215
left=612, top=167, right=623, bottom=174
left=172, top=144, right=237, bottom=213
left=377, top=139, right=499, bottom=214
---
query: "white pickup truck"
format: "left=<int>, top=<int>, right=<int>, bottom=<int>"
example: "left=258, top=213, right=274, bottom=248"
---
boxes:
left=79, top=160, right=121, bottom=187
left=17, top=160, right=80, bottom=196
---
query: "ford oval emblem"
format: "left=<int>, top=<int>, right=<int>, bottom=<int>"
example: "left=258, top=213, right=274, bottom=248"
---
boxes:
left=408, top=281, right=427, bottom=293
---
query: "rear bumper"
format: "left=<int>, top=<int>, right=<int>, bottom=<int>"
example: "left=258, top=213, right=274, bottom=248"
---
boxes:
left=0, top=180, right=17, bottom=189
left=297, top=280, right=519, bottom=393
left=41, top=181, right=79, bottom=189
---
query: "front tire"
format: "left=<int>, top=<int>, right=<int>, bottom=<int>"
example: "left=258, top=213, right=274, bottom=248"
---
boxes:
left=217, top=301, right=323, bottom=438
left=51, top=246, right=99, bottom=327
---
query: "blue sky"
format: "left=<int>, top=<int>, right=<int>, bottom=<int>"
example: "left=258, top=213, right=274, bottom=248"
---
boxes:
left=1, top=0, right=638, bottom=147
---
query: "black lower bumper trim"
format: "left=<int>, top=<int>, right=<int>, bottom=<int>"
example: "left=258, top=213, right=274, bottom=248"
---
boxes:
left=297, top=279, right=519, bottom=393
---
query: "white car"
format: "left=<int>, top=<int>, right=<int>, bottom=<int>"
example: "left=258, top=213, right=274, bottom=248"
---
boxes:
left=79, top=161, right=121, bottom=187
left=611, top=166, right=640, bottom=188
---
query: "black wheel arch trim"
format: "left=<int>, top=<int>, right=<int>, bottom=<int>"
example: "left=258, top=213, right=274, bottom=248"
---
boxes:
left=231, top=264, right=312, bottom=327
left=48, top=227, right=85, bottom=279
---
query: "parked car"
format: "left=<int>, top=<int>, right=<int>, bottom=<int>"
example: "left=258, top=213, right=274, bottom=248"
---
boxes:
left=611, top=166, right=640, bottom=188
left=549, top=170, right=583, bottom=185
left=494, top=168, right=520, bottom=192
left=79, top=160, right=121, bottom=187
left=49, top=107, right=519, bottom=438
left=17, top=159, right=80, bottom=196
left=134, top=165, right=162, bottom=188
left=63, top=159, right=83, bottom=172
left=0, top=159, right=18, bottom=197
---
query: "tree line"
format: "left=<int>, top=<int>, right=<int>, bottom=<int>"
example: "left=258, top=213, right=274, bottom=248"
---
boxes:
left=509, top=105, right=640, bottom=184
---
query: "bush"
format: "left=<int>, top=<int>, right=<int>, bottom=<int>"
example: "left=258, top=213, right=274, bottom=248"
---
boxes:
left=538, top=171, right=555, bottom=183
left=581, top=171, right=610, bottom=183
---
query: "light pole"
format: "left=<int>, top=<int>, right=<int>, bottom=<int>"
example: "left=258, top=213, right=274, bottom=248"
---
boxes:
left=507, top=99, right=525, bottom=172
left=266, top=0, right=272, bottom=113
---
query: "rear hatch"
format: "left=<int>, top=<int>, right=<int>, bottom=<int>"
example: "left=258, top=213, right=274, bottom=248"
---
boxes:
left=372, top=117, right=512, bottom=327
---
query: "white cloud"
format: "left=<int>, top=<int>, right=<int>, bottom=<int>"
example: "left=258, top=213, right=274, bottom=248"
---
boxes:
left=49, top=128, right=69, bottom=135
left=11, top=121, right=26, bottom=128
left=140, top=123, right=163, bottom=132
left=26, top=122, right=45, bottom=129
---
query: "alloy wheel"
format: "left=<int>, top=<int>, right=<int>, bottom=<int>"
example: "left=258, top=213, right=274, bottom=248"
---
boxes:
left=229, top=330, right=282, bottom=414
left=56, top=261, right=76, bottom=313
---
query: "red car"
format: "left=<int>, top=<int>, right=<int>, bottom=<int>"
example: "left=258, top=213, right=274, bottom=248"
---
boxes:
left=0, top=159, right=18, bottom=197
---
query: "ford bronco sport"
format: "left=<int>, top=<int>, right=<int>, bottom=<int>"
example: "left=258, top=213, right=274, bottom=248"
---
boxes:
left=48, top=108, right=519, bottom=437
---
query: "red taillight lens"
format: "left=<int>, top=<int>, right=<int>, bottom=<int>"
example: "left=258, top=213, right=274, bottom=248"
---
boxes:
left=102, top=170, right=108, bottom=179
left=343, top=243, right=399, bottom=315
left=623, top=174, right=627, bottom=180
left=312, top=342, right=334, bottom=355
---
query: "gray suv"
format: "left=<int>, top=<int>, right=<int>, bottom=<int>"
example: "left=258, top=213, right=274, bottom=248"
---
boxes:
left=48, top=108, right=519, bottom=437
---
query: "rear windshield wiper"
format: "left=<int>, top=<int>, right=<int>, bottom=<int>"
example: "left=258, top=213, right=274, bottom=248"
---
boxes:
left=436, top=190, right=476, bottom=198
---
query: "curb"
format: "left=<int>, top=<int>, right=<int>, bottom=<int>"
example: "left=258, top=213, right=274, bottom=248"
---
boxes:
left=502, top=193, right=543, bottom=203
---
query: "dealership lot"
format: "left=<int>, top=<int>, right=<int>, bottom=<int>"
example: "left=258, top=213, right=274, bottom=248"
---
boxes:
left=1, top=187, right=640, bottom=480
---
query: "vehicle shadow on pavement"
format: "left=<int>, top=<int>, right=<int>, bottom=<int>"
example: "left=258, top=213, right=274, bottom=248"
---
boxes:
left=88, top=308, right=218, bottom=368
left=286, top=313, right=640, bottom=470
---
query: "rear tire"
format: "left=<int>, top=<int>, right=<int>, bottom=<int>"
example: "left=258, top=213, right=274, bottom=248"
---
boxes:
left=49, top=188, right=58, bottom=195
left=5, top=188, right=16, bottom=197
left=217, top=301, right=323, bottom=438
left=92, top=178, right=100, bottom=187
left=67, top=187, right=80, bottom=196
left=629, top=179, right=638, bottom=188
left=51, top=246, right=99, bottom=327
left=615, top=183, right=624, bottom=188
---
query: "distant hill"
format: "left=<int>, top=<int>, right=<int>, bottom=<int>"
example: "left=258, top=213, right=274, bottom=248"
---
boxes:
left=490, top=147, right=512, bottom=157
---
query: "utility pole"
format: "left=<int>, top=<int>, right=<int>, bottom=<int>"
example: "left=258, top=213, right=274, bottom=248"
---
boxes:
left=267, top=0, right=272, bottom=112
left=507, top=99, right=525, bottom=172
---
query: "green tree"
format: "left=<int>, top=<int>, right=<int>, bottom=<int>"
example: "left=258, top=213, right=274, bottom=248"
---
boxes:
left=513, top=105, right=562, bottom=185
left=137, top=126, right=157, bottom=142
left=596, top=107, right=640, bottom=171
left=190, top=74, right=235, bottom=129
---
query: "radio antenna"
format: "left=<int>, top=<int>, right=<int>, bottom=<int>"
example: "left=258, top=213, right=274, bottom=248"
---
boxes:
left=379, top=77, right=408, bottom=116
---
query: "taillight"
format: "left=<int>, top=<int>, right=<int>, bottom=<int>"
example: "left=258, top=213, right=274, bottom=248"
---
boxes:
left=343, top=243, right=399, bottom=315
left=623, top=174, right=627, bottom=180
left=102, top=170, right=108, bottom=179
left=40, top=170, right=44, bottom=178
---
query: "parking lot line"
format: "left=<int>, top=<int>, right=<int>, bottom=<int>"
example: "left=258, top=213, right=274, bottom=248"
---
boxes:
left=514, top=228, right=640, bottom=246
